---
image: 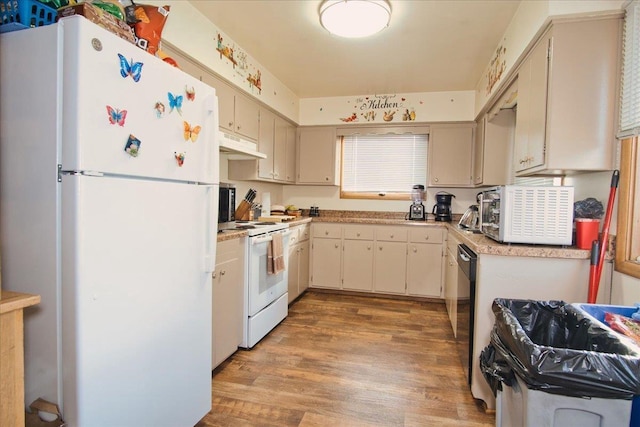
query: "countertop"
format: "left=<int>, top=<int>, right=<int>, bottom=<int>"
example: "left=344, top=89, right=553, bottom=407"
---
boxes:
left=217, top=211, right=606, bottom=260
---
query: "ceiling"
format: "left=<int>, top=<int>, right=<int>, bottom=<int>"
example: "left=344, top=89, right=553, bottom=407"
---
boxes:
left=189, top=0, right=522, bottom=99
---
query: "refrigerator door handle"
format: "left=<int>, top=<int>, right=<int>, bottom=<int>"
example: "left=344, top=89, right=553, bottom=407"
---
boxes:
left=203, top=185, right=216, bottom=275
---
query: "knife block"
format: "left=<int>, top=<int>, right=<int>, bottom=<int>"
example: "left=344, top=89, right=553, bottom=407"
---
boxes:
left=234, top=200, right=252, bottom=221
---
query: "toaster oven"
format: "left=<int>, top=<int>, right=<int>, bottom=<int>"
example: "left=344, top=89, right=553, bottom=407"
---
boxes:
left=480, top=185, right=574, bottom=245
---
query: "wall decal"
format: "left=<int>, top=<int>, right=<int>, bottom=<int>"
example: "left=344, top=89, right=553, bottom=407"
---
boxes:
left=215, top=33, right=263, bottom=95
left=486, top=42, right=507, bottom=95
left=338, top=94, right=419, bottom=123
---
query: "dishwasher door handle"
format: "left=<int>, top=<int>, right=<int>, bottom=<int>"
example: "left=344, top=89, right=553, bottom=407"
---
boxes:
left=458, top=251, right=471, bottom=262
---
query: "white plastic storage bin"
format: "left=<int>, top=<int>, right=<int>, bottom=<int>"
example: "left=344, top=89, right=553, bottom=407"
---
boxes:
left=496, top=374, right=632, bottom=427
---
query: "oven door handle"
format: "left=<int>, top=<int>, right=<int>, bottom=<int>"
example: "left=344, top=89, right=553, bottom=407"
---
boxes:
left=251, top=230, right=292, bottom=245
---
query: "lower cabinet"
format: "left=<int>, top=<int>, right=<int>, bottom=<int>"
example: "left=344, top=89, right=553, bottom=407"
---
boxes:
left=288, top=223, right=310, bottom=303
left=407, top=228, right=445, bottom=297
left=310, top=223, right=445, bottom=298
left=374, top=241, right=407, bottom=294
left=310, top=223, right=342, bottom=289
left=444, top=235, right=460, bottom=337
left=212, top=238, right=245, bottom=369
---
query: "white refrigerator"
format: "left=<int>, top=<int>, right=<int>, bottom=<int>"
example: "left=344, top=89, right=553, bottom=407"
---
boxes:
left=0, top=16, right=219, bottom=427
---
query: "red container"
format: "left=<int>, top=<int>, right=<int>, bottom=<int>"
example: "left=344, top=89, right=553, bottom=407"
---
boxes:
left=575, top=218, right=600, bottom=249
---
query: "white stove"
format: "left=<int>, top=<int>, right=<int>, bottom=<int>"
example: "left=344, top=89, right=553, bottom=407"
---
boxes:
left=219, top=220, right=289, bottom=236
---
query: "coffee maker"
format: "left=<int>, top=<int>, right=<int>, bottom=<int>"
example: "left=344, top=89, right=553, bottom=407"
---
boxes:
left=432, top=191, right=455, bottom=222
left=409, top=185, right=426, bottom=220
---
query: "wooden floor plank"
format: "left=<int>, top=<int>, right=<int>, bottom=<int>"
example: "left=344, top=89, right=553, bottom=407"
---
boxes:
left=196, top=291, right=494, bottom=426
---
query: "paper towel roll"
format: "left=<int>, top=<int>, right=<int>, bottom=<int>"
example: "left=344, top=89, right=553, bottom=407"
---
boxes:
left=262, top=192, right=271, bottom=216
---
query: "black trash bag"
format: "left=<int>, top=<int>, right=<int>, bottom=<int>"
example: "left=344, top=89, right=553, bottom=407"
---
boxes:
left=490, top=298, right=640, bottom=399
left=574, top=197, right=604, bottom=219
left=480, top=343, right=516, bottom=396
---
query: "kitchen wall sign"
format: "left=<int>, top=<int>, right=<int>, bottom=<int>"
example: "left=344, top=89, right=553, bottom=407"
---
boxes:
left=338, top=93, right=420, bottom=123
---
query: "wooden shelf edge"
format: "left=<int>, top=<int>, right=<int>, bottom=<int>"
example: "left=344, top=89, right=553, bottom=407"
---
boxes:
left=0, top=291, right=41, bottom=314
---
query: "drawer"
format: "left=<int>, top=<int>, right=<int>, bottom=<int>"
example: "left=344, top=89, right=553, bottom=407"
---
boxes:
left=409, top=227, right=444, bottom=244
left=288, top=226, right=300, bottom=245
left=312, top=223, right=342, bottom=239
left=298, top=224, right=311, bottom=241
left=344, top=225, right=374, bottom=240
left=375, top=226, right=408, bottom=242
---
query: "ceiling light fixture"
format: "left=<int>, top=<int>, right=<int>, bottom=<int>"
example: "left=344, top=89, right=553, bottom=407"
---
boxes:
left=319, top=0, right=391, bottom=38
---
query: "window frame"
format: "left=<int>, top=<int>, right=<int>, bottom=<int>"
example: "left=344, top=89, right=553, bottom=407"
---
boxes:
left=338, top=131, right=428, bottom=200
left=615, top=137, right=640, bottom=278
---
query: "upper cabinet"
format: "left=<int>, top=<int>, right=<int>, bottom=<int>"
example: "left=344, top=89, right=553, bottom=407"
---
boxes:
left=229, top=108, right=296, bottom=183
left=474, top=82, right=517, bottom=186
left=514, top=16, right=621, bottom=175
left=297, top=127, right=340, bottom=185
left=214, top=79, right=260, bottom=141
left=428, top=124, right=474, bottom=187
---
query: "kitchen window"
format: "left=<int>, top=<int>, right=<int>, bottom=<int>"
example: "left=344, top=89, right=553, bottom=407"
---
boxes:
left=616, top=0, right=640, bottom=279
left=340, top=131, right=428, bottom=199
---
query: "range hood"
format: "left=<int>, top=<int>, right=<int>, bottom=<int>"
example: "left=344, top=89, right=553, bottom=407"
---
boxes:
left=218, top=131, right=266, bottom=159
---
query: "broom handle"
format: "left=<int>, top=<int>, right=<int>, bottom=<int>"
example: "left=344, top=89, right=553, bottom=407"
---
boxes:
left=593, top=170, right=619, bottom=295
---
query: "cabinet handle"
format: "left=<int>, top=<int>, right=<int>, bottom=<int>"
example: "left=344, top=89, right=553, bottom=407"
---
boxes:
left=334, top=243, right=339, bottom=249
left=434, top=177, right=439, bottom=182
left=424, top=235, right=429, bottom=240
left=325, top=231, right=329, bottom=235
left=390, top=234, right=394, bottom=238
left=379, top=246, right=383, bottom=251
left=325, top=177, right=329, bottom=181
left=237, top=125, right=242, bottom=130
left=412, top=247, right=417, bottom=253
left=357, top=232, right=361, bottom=237
left=228, top=121, right=234, bottom=127
left=212, top=272, right=216, bottom=278
left=367, top=245, right=371, bottom=250
left=220, top=270, right=226, bottom=276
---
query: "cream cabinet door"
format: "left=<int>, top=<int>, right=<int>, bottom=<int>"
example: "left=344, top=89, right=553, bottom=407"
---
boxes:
left=212, top=247, right=243, bottom=368
left=515, top=33, right=549, bottom=173
left=373, top=241, right=407, bottom=294
left=343, top=239, right=374, bottom=291
left=298, top=240, right=310, bottom=294
left=258, top=109, right=275, bottom=180
left=444, top=247, right=459, bottom=337
left=297, top=127, right=338, bottom=185
left=288, top=243, right=300, bottom=303
left=215, top=79, right=236, bottom=134
left=407, top=243, right=443, bottom=297
left=284, top=122, right=297, bottom=183
left=473, top=117, right=485, bottom=185
left=428, top=125, right=474, bottom=187
left=234, top=93, right=260, bottom=141
left=273, top=116, right=289, bottom=182
left=311, top=238, right=342, bottom=289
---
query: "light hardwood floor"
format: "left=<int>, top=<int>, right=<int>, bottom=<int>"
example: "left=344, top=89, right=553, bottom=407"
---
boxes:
left=196, top=291, right=495, bottom=427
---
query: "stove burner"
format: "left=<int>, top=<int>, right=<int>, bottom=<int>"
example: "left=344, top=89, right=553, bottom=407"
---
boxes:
left=256, top=222, right=276, bottom=225
left=236, top=225, right=256, bottom=230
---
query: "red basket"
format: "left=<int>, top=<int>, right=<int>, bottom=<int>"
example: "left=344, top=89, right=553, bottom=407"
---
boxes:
left=0, top=0, right=56, bottom=33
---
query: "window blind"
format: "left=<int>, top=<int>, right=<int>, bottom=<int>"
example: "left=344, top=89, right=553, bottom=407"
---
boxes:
left=619, top=0, right=640, bottom=137
left=342, top=134, right=427, bottom=193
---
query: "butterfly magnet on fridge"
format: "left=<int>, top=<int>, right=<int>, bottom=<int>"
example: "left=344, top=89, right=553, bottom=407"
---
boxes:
left=183, top=121, right=201, bottom=142
left=106, top=106, right=127, bottom=126
left=185, top=86, right=196, bottom=101
left=174, top=152, right=186, bottom=167
left=117, top=54, right=143, bottom=82
left=168, top=92, right=183, bottom=115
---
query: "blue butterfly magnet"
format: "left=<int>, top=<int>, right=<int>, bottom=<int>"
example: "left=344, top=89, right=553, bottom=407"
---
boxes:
left=118, top=53, right=143, bottom=82
left=168, top=92, right=183, bottom=115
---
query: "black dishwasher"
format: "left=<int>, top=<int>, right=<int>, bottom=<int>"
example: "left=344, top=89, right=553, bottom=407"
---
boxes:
left=456, top=244, right=477, bottom=386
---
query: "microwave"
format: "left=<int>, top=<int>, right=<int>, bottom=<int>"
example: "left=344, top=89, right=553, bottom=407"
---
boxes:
left=480, top=185, right=574, bottom=245
left=218, top=183, right=236, bottom=224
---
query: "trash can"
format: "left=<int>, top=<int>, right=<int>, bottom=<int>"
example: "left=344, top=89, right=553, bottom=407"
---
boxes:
left=572, top=303, right=640, bottom=427
left=480, top=299, right=640, bottom=427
